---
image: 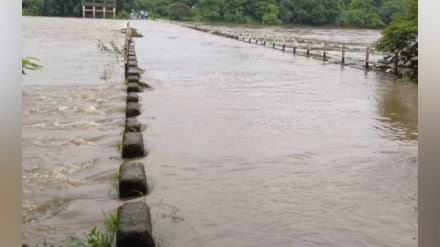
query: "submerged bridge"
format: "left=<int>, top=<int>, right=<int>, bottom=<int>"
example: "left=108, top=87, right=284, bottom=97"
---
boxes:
left=82, top=0, right=116, bottom=18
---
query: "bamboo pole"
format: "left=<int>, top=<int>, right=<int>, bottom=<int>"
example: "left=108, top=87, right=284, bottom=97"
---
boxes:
left=365, top=46, right=370, bottom=70
left=341, top=44, right=345, bottom=64
left=394, top=51, right=399, bottom=75
left=306, top=42, right=310, bottom=57
left=323, top=43, right=327, bottom=61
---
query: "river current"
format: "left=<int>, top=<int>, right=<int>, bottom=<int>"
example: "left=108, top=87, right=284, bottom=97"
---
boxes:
left=22, top=16, right=417, bottom=247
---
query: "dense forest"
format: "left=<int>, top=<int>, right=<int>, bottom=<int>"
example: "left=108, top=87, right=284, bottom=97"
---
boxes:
left=23, top=0, right=412, bottom=29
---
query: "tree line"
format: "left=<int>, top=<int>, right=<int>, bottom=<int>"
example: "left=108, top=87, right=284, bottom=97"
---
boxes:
left=23, top=0, right=412, bottom=29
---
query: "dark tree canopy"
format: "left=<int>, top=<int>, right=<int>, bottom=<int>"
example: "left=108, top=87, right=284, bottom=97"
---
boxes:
left=280, top=0, right=343, bottom=25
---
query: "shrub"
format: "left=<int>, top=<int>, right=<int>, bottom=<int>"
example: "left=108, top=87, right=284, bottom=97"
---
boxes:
left=168, top=2, right=193, bottom=20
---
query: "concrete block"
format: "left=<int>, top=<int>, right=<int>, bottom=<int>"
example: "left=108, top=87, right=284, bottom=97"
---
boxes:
left=127, top=60, right=138, bottom=67
left=128, top=67, right=140, bottom=77
left=126, top=102, right=141, bottom=118
left=122, top=132, right=144, bottom=158
left=128, top=55, right=137, bottom=61
left=116, top=201, right=154, bottom=247
left=126, top=93, right=139, bottom=103
left=125, top=117, right=142, bottom=132
left=127, top=83, right=141, bottom=93
left=119, top=162, right=147, bottom=198
left=128, top=75, right=140, bottom=83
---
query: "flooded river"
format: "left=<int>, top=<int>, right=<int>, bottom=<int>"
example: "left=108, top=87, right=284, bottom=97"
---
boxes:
left=22, top=17, right=417, bottom=246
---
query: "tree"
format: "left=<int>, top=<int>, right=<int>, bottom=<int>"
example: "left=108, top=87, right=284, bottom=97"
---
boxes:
left=223, top=0, right=245, bottom=23
left=376, top=0, right=417, bottom=52
left=39, top=0, right=81, bottom=16
left=280, top=0, right=343, bottom=25
left=343, top=0, right=384, bottom=28
left=379, top=0, right=410, bottom=24
left=22, top=0, right=44, bottom=16
left=376, top=0, right=417, bottom=81
left=168, top=2, right=193, bottom=20
left=262, top=3, right=282, bottom=24
left=194, top=0, right=225, bottom=21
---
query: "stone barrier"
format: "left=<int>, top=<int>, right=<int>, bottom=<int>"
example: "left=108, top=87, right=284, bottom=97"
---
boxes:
left=119, top=162, right=148, bottom=198
left=126, top=102, right=141, bottom=117
left=116, top=201, right=155, bottom=247
left=125, top=117, right=142, bottom=132
left=127, top=83, right=141, bottom=93
left=113, top=23, right=156, bottom=247
left=121, top=132, right=144, bottom=158
left=127, top=75, right=140, bottom=83
left=126, top=92, right=139, bottom=103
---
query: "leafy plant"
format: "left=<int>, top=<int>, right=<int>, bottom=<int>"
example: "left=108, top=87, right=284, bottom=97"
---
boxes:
left=375, top=0, right=417, bottom=52
left=97, top=39, right=123, bottom=81
left=103, top=210, right=118, bottom=236
left=84, top=227, right=111, bottom=247
left=117, top=10, right=130, bottom=19
left=22, top=57, right=43, bottom=75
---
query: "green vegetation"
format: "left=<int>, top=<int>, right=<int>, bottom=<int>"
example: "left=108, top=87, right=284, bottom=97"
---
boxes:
left=343, top=0, right=384, bottom=28
left=22, top=57, right=43, bottom=75
left=22, top=0, right=82, bottom=17
left=117, top=10, right=130, bottom=19
left=97, top=39, right=123, bottom=81
left=23, top=0, right=414, bottom=28
left=376, top=0, right=417, bottom=52
left=376, top=0, right=417, bottom=81
left=168, top=2, right=193, bottom=20
left=280, top=0, right=341, bottom=25
left=25, top=211, right=118, bottom=247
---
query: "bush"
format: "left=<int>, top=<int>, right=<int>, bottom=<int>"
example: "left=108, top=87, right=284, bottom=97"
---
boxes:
left=168, top=2, right=192, bottom=20
left=22, top=57, right=43, bottom=75
left=262, top=13, right=282, bottom=25
left=376, top=0, right=417, bottom=52
left=224, top=11, right=245, bottom=23
left=117, top=10, right=130, bottom=19
left=261, top=3, right=282, bottom=25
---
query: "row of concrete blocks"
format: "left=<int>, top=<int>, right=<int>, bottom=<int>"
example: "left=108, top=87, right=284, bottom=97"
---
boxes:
left=116, top=32, right=155, bottom=247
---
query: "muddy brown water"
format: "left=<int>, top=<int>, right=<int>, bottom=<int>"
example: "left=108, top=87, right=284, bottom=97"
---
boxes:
left=23, top=17, right=417, bottom=247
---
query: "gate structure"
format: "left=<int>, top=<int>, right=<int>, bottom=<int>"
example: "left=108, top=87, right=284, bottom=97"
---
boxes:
left=82, top=0, right=116, bottom=18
